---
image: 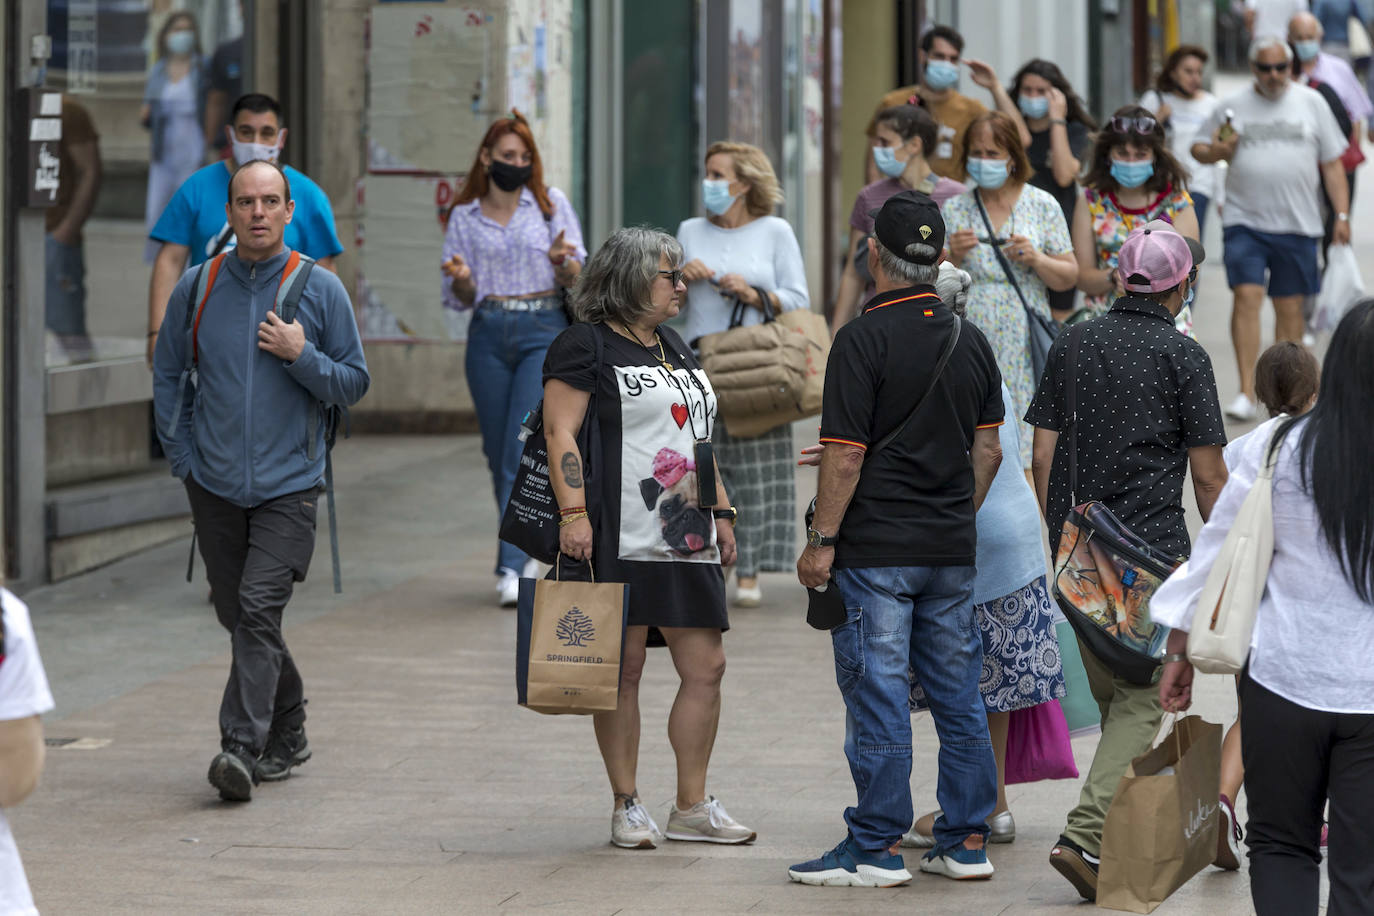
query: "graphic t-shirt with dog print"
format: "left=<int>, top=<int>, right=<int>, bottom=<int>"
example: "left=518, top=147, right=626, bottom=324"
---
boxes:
left=544, top=322, right=728, bottom=630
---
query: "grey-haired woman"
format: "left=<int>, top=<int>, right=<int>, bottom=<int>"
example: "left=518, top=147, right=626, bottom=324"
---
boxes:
left=541, top=226, right=756, bottom=852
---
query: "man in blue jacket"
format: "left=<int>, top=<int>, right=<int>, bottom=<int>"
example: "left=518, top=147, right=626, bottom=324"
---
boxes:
left=152, top=159, right=370, bottom=802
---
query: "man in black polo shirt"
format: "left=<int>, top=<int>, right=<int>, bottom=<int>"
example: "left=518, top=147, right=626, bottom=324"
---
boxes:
left=1025, top=220, right=1229, bottom=901
left=790, top=192, right=1006, bottom=888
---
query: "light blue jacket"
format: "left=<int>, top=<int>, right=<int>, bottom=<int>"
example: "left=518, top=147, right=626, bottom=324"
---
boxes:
left=153, top=248, right=371, bottom=507
left=972, top=384, right=1049, bottom=604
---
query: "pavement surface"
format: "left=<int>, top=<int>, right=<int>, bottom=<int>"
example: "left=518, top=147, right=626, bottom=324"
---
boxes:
left=12, top=70, right=1356, bottom=915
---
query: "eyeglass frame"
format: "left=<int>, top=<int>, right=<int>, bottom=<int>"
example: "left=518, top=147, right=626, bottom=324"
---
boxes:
left=1108, top=115, right=1160, bottom=136
left=657, top=269, right=685, bottom=286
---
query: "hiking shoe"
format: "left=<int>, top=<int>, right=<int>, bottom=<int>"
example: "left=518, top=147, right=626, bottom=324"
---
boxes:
left=788, top=835, right=912, bottom=887
left=920, top=839, right=995, bottom=880
left=255, top=724, right=311, bottom=782
left=1049, top=835, right=1099, bottom=901
left=611, top=797, right=663, bottom=849
left=1214, top=794, right=1243, bottom=870
left=665, top=795, right=756, bottom=844
left=207, top=744, right=257, bottom=802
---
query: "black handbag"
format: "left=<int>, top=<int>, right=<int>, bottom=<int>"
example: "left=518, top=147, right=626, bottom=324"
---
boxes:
left=499, top=327, right=604, bottom=564
left=973, top=189, right=1062, bottom=383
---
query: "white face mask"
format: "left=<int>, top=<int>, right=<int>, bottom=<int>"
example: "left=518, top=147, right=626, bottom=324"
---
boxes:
left=230, top=134, right=283, bottom=165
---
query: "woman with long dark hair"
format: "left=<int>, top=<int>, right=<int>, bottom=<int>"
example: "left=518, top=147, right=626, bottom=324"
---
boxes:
left=1072, top=105, right=1199, bottom=320
left=1139, top=45, right=1220, bottom=236
left=1007, top=60, right=1096, bottom=320
left=441, top=111, right=587, bottom=606
left=1154, top=301, right=1374, bottom=916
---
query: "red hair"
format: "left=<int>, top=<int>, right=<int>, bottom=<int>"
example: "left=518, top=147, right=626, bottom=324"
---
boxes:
left=454, top=110, right=554, bottom=217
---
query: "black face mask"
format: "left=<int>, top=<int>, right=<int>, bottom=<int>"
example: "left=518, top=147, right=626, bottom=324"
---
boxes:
left=488, top=160, right=532, bottom=192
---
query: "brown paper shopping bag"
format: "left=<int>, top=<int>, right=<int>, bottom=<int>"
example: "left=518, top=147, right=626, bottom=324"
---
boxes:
left=515, top=570, right=629, bottom=715
left=1097, top=714, right=1223, bottom=913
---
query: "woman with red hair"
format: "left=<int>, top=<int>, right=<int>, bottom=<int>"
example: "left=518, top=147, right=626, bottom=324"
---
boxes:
left=441, top=112, right=587, bottom=606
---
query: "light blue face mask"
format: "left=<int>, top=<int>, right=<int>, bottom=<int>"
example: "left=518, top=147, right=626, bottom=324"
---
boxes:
left=1183, top=281, right=1196, bottom=310
left=702, top=179, right=739, bottom=216
left=925, top=60, right=960, bottom=90
left=966, top=157, right=1010, bottom=190
left=1294, top=39, right=1320, bottom=62
left=1110, top=157, right=1155, bottom=189
left=873, top=145, right=907, bottom=178
left=166, top=30, right=195, bottom=55
left=1018, top=95, right=1050, bottom=119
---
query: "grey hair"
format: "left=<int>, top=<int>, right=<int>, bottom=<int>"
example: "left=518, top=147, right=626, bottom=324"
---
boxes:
left=1248, top=35, right=1293, bottom=63
left=570, top=226, right=684, bottom=325
left=935, top=262, right=972, bottom=317
left=874, top=239, right=940, bottom=286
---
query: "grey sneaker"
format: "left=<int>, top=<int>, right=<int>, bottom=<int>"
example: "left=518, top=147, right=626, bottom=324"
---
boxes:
left=611, top=798, right=662, bottom=849
left=664, top=795, right=756, bottom=844
left=255, top=724, right=311, bottom=782
left=207, top=744, right=257, bottom=802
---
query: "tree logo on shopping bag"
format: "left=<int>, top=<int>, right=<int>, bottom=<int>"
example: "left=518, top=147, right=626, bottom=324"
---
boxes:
left=556, top=606, right=596, bottom=647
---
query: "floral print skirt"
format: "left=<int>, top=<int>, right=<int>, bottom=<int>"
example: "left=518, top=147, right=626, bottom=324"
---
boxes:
left=909, top=574, right=1067, bottom=714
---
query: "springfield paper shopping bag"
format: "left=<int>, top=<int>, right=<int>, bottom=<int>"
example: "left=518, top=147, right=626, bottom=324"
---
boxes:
left=1097, top=715, right=1223, bottom=913
left=515, top=568, right=629, bottom=715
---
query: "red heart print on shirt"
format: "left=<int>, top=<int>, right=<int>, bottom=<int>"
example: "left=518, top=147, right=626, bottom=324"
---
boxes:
left=671, top=403, right=689, bottom=429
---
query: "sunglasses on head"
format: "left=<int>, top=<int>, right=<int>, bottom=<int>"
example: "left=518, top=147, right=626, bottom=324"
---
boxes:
left=1252, top=61, right=1288, bottom=74
left=1109, top=115, right=1159, bottom=136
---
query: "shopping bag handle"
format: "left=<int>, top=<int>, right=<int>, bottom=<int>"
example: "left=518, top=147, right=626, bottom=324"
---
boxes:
left=554, top=553, right=596, bottom=583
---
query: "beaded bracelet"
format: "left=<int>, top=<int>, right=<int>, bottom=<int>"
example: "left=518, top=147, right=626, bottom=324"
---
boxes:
left=558, top=505, right=587, bottom=516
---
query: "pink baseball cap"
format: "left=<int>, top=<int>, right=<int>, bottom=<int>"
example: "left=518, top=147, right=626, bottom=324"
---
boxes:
left=1117, top=220, right=1202, bottom=293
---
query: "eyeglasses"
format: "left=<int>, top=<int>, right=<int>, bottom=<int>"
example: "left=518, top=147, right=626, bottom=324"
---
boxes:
left=1187, top=266, right=1199, bottom=285
left=1109, top=115, right=1159, bottom=136
left=1252, top=61, right=1288, bottom=74
left=657, top=269, right=684, bottom=286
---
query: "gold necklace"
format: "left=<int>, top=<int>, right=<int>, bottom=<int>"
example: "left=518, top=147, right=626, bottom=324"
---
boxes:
left=622, top=323, right=671, bottom=371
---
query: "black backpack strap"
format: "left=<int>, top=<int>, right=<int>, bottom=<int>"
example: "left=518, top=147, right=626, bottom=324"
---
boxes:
left=869, top=315, right=962, bottom=458
left=1065, top=322, right=1086, bottom=506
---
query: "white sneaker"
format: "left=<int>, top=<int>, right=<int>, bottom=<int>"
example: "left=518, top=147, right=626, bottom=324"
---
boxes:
left=1224, top=393, right=1257, bottom=422
left=734, top=584, right=762, bottom=608
left=665, top=795, right=757, bottom=844
left=521, top=558, right=543, bottom=580
left=497, top=569, right=520, bottom=608
left=611, top=798, right=663, bottom=849
left=1302, top=331, right=1317, bottom=348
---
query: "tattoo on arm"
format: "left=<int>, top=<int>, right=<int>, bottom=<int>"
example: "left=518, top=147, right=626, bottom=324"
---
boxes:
left=561, top=452, right=584, bottom=488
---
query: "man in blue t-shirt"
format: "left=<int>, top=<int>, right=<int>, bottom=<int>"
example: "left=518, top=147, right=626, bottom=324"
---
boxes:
left=146, top=92, right=343, bottom=364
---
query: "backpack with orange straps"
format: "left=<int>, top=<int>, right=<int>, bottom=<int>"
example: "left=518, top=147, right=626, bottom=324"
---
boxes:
left=172, top=250, right=348, bottom=593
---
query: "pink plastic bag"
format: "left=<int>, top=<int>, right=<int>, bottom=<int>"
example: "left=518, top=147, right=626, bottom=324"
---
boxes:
left=1004, top=699, right=1079, bottom=785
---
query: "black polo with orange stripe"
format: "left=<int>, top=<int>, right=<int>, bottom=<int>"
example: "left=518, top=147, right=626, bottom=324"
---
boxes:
left=819, top=284, right=1004, bottom=568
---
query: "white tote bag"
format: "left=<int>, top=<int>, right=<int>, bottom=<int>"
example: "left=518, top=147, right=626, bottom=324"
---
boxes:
left=1186, top=427, right=1280, bottom=674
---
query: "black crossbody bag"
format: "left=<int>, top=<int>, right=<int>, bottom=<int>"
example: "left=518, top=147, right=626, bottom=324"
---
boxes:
left=805, top=315, right=962, bottom=629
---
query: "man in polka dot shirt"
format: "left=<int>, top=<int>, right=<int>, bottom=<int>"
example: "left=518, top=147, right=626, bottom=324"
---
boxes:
left=1025, top=220, right=1229, bottom=902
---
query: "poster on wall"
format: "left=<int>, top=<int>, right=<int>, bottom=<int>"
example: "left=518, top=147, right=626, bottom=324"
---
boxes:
left=368, top=5, right=493, bottom=172
left=357, top=173, right=471, bottom=342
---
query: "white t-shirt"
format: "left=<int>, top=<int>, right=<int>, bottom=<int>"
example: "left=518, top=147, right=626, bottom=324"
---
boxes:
left=1245, top=0, right=1309, bottom=39
left=675, top=215, right=811, bottom=346
left=1202, top=83, right=1347, bottom=236
left=1140, top=89, right=1221, bottom=199
left=0, top=590, right=54, bottom=916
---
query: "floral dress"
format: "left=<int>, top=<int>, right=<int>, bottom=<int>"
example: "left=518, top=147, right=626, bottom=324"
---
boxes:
left=1083, top=184, right=1194, bottom=316
left=942, top=186, right=1073, bottom=469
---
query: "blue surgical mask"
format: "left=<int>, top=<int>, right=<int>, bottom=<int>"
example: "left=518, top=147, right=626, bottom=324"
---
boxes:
left=166, top=30, right=195, bottom=55
left=1109, top=157, right=1155, bottom=188
left=702, top=179, right=738, bottom=216
left=925, top=60, right=960, bottom=90
left=1183, top=281, right=1196, bottom=310
left=1294, top=39, right=1320, bottom=62
left=966, top=157, right=1010, bottom=190
left=1018, top=95, right=1050, bottom=119
left=873, top=145, right=906, bottom=178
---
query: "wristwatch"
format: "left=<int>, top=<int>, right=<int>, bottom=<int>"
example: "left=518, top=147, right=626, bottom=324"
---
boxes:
left=1337, top=212, right=1350, bottom=222
left=712, top=506, right=739, bottom=525
left=806, top=527, right=838, bottom=548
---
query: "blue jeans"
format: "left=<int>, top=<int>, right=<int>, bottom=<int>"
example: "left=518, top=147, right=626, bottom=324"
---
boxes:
left=45, top=234, right=88, bottom=337
left=1191, top=192, right=1210, bottom=243
left=831, top=565, right=996, bottom=853
left=465, top=304, right=569, bottom=575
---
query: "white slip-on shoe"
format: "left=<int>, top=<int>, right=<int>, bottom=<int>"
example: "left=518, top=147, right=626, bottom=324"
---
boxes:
left=664, top=795, right=756, bottom=844
left=611, top=798, right=663, bottom=849
left=734, top=584, right=762, bottom=608
left=497, top=569, right=520, bottom=608
left=1224, top=393, right=1257, bottom=422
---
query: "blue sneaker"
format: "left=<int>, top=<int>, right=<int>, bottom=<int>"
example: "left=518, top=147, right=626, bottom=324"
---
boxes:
left=920, top=840, right=994, bottom=879
left=788, top=836, right=912, bottom=887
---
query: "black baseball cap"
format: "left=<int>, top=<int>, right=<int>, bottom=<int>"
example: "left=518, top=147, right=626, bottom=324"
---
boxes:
left=873, top=190, right=946, bottom=264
